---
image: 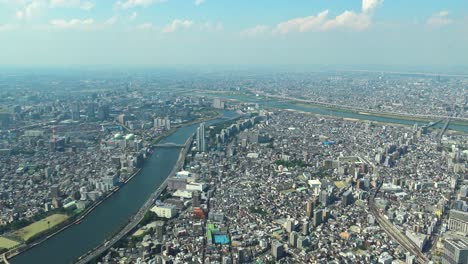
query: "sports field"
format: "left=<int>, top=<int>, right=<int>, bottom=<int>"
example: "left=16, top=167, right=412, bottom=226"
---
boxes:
left=0, top=237, right=20, bottom=250
left=12, top=214, right=69, bottom=241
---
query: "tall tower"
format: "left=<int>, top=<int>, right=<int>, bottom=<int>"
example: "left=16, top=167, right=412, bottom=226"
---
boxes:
left=196, top=123, right=207, bottom=152
left=306, top=199, right=314, bottom=219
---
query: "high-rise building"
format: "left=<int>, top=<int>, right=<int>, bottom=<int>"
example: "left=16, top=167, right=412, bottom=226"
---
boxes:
left=285, top=219, right=294, bottom=233
left=301, top=220, right=309, bottom=235
left=342, top=190, right=353, bottom=207
left=164, top=117, right=171, bottom=130
left=213, top=98, right=225, bottom=109
left=306, top=199, right=314, bottom=219
left=97, top=104, right=110, bottom=121
left=155, top=221, right=165, bottom=241
left=442, top=238, right=468, bottom=264
left=196, top=123, right=207, bottom=152
left=271, top=241, right=284, bottom=261
left=86, top=103, right=96, bottom=118
left=192, top=191, right=201, bottom=208
left=448, top=210, right=468, bottom=234
left=320, top=190, right=329, bottom=207
left=289, top=231, right=298, bottom=247
left=71, top=102, right=80, bottom=120
left=313, top=209, right=323, bottom=227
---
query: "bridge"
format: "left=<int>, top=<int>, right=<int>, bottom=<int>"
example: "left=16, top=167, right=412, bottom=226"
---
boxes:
left=422, top=119, right=443, bottom=129
left=437, top=118, right=451, bottom=143
left=154, top=142, right=185, bottom=148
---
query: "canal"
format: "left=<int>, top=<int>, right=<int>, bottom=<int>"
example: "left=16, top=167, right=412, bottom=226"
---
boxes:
left=11, top=111, right=238, bottom=264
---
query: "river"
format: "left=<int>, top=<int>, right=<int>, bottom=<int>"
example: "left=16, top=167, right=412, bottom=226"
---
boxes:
left=10, top=97, right=467, bottom=263
left=11, top=110, right=238, bottom=264
left=205, top=94, right=468, bottom=133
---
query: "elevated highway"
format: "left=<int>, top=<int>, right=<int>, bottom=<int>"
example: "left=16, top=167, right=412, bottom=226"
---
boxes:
left=74, top=135, right=194, bottom=264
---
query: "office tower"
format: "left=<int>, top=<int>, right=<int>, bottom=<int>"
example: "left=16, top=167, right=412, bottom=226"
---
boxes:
left=271, top=241, right=284, bottom=261
left=301, top=221, right=309, bottom=235
left=213, top=98, right=225, bottom=109
left=448, top=210, right=468, bottom=233
left=196, top=122, right=207, bottom=152
left=342, top=190, right=353, bottom=207
left=86, top=103, right=96, bottom=118
left=306, top=199, right=314, bottom=219
left=320, top=190, right=329, bottom=207
left=71, top=102, right=80, bottom=120
left=192, top=191, right=201, bottom=207
left=442, top=238, right=468, bottom=264
left=313, top=209, right=323, bottom=227
left=164, top=117, right=171, bottom=130
left=285, top=219, right=294, bottom=233
left=289, top=231, right=298, bottom=247
left=155, top=221, right=165, bottom=241
left=97, top=104, right=110, bottom=120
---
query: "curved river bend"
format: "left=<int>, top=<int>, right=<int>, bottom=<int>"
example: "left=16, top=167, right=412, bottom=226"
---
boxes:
left=11, top=98, right=468, bottom=263
left=11, top=111, right=238, bottom=264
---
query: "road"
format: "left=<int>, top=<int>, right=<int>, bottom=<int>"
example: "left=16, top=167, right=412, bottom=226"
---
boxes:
left=1, top=253, right=10, bottom=264
left=74, top=136, right=193, bottom=264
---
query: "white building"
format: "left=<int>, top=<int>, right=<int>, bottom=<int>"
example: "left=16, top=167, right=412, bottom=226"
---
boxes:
left=308, top=179, right=322, bottom=195
left=186, top=182, right=207, bottom=192
left=151, top=204, right=177, bottom=219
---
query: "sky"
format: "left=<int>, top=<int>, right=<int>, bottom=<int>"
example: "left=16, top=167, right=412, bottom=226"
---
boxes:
left=0, top=0, right=467, bottom=68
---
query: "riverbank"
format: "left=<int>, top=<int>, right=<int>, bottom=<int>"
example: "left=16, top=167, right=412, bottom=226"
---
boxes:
left=75, top=135, right=194, bottom=264
left=5, top=109, right=223, bottom=264
left=193, top=91, right=468, bottom=133
left=1, top=165, right=143, bottom=263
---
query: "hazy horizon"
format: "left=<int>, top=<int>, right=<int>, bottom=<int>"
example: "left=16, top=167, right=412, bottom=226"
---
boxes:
left=1, top=0, right=467, bottom=67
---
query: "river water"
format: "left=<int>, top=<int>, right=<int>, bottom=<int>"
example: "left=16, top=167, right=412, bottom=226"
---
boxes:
left=10, top=98, right=467, bottom=263
left=11, top=111, right=238, bottom=264
left=210, top=94, right=468, bottom=133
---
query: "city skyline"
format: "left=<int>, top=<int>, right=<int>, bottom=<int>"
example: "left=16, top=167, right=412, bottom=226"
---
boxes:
left=0, top=0, right=467, bottom=67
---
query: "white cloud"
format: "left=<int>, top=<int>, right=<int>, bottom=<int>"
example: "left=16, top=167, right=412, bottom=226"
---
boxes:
left=362, top=0, right=383, bottom=13
left=129, top=12, right=138, bottom=21
left=0, top=24, right=17, bottom=32
left=272, top=0, right=383, bottom=34
left=198, top=21, right=223, bottom=32
left=50, top=18, right=94, bottom=29
left=49, top=0, right=94, bottom=10
left=194, top=0, right=205, bottom=6
left=116, top=0, right=166, bottom=9
left=136, top=23, right=153, bottom=29
left=104, top=15, right=119, bottom=25
left=427, top=11, right=453, bottom=27
left=322, top=10, right=370, bottom=30
left=16, top=0, right=43, bottom=20
left=240, top=25, right=269, bottom=37
left=275, top=10, right=329, bottom=34
left=162, top=19, right=193, bottom=33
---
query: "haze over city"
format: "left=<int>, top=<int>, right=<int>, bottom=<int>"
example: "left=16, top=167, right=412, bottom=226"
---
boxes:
left=0, top=0, right=467, bottom=68
left=0, top=1, right=467, bottom=264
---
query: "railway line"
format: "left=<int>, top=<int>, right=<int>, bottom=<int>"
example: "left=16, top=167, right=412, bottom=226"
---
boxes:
left=369, top=181, right=430, bottom=264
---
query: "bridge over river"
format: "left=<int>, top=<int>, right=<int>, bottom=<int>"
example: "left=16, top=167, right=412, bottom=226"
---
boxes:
left=154, top=142, right=185, bottom=148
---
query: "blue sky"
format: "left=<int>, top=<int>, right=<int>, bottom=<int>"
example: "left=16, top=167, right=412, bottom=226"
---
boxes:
left=0, top=0, right=467, bottom=67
